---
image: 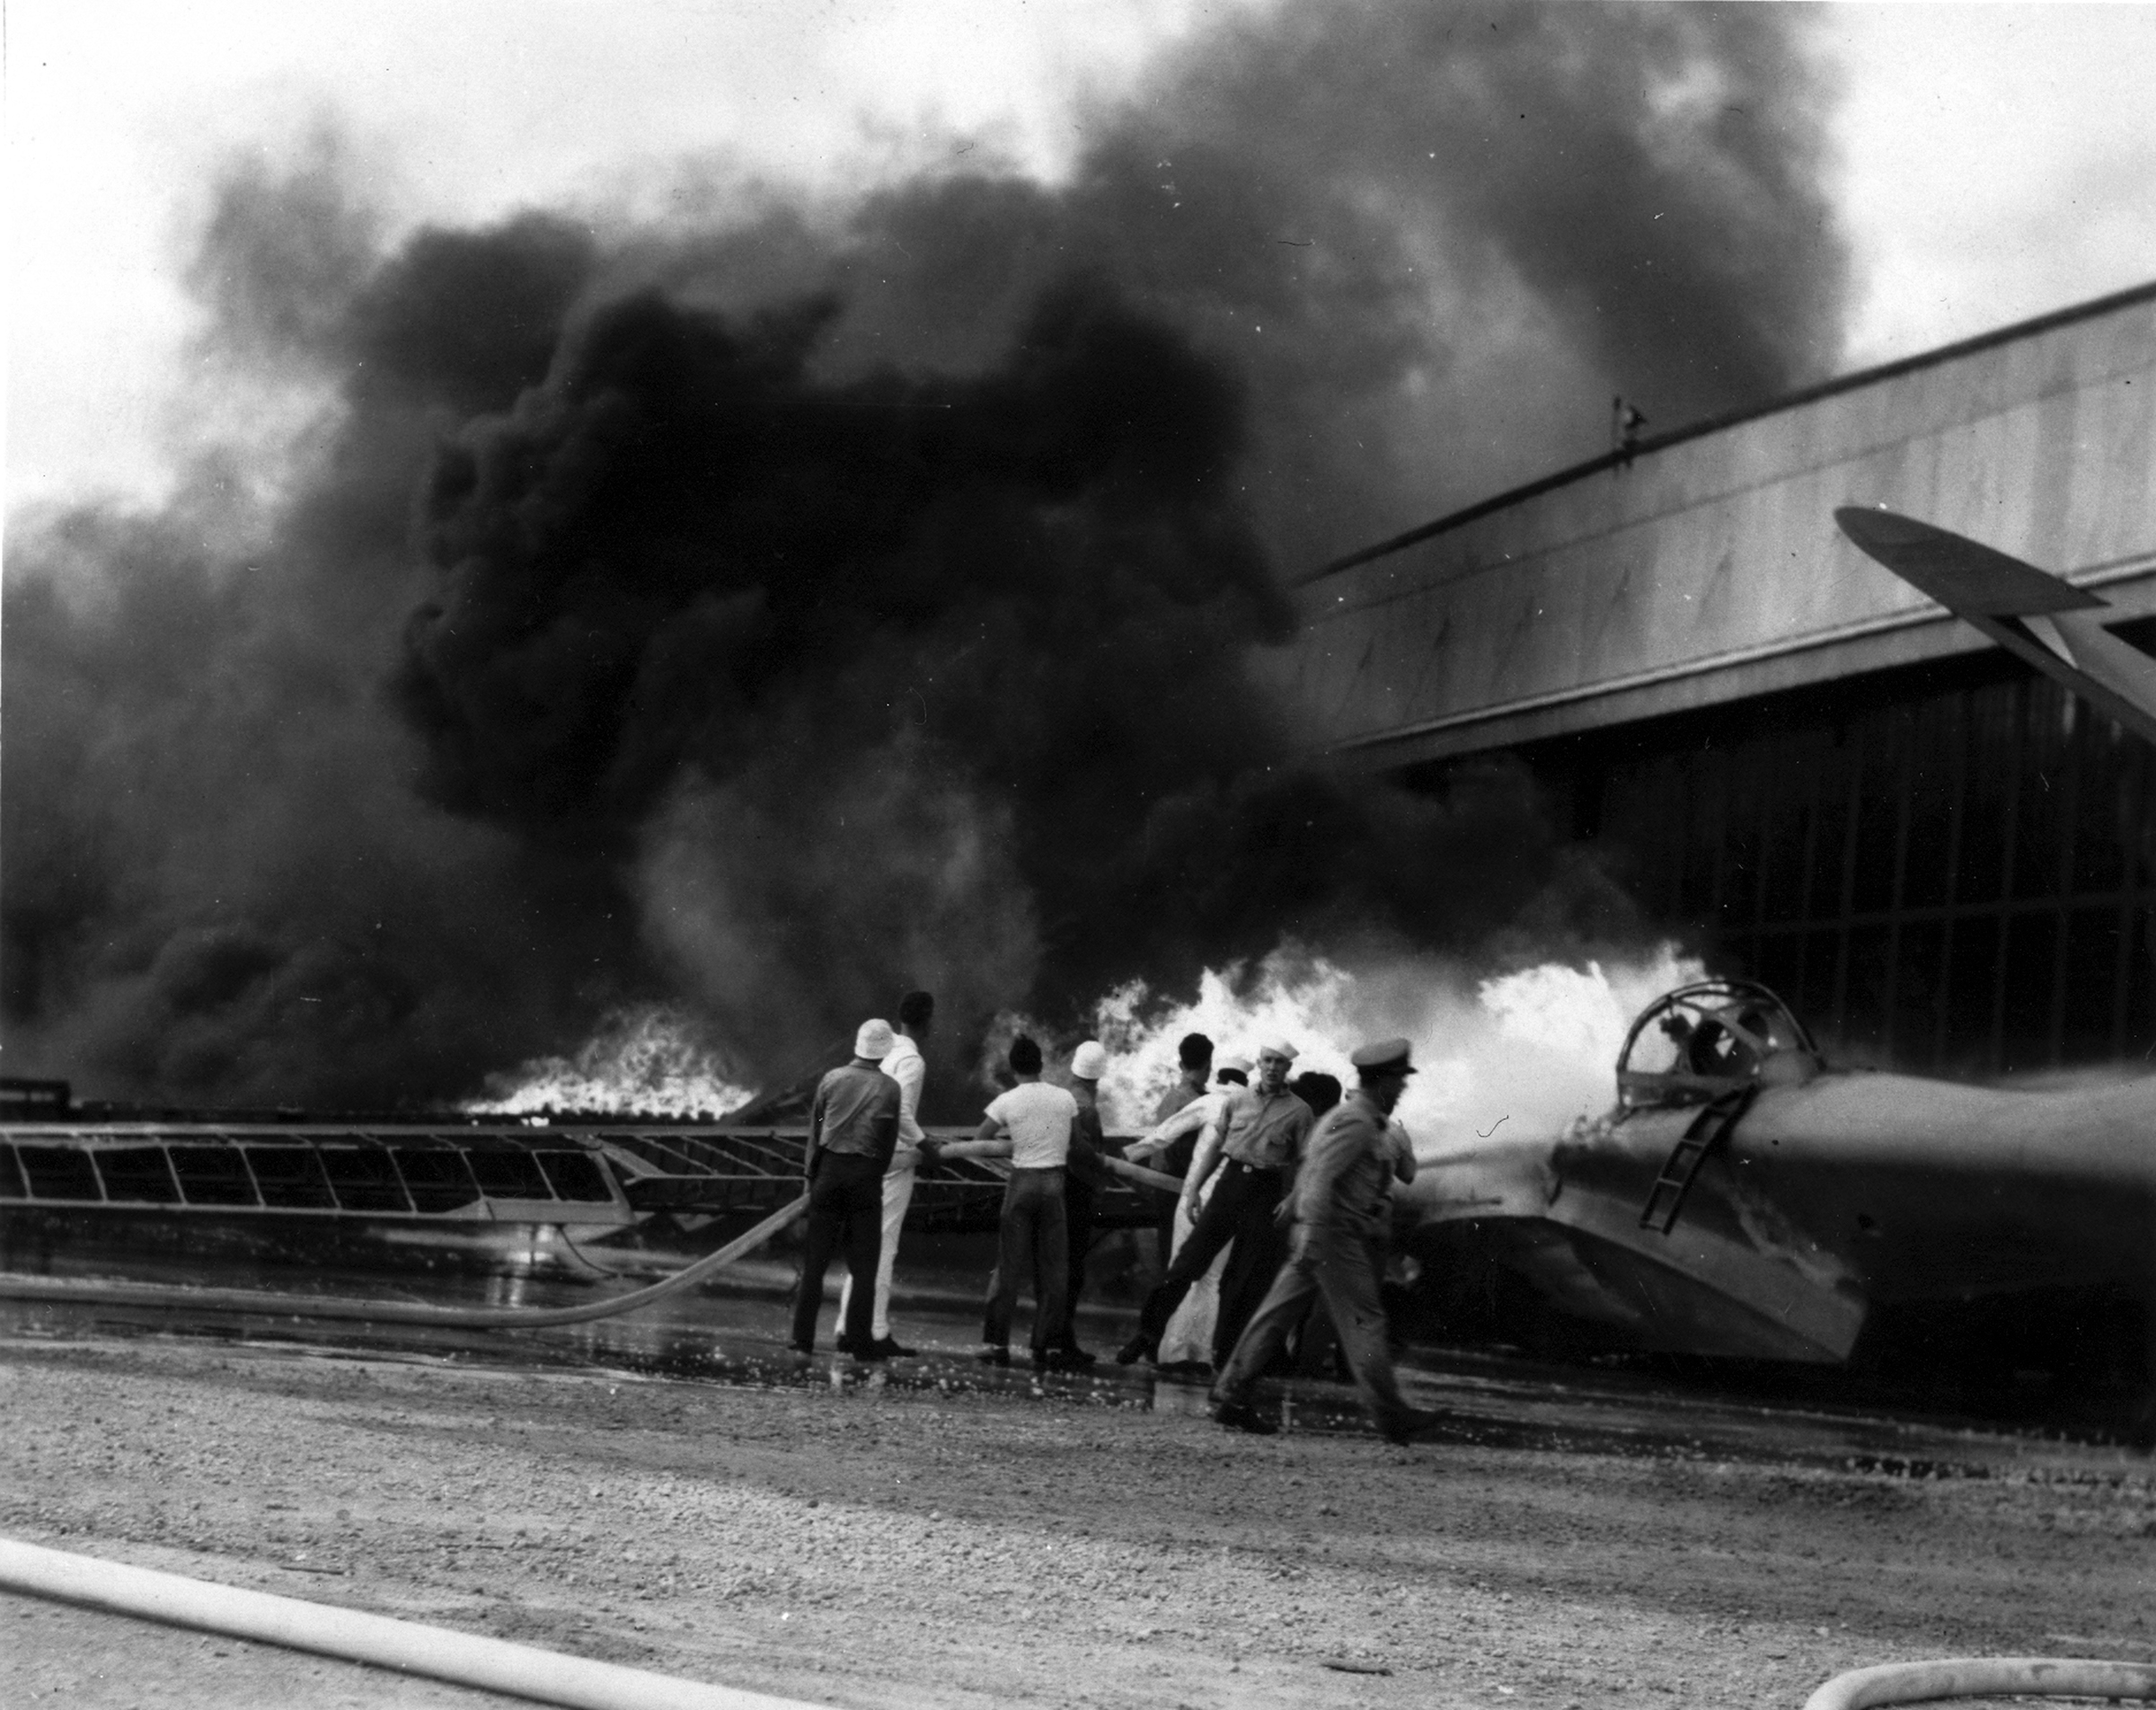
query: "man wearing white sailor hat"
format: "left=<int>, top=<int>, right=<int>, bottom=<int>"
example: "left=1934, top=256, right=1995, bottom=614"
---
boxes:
left=790, top=1019, right=905, bottom=1362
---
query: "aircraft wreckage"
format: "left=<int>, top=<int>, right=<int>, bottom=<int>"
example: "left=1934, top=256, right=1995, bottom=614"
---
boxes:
left=1400, top=510, right=2156, bottom=1414
left=1399, top=973, right=2153, bottom=1369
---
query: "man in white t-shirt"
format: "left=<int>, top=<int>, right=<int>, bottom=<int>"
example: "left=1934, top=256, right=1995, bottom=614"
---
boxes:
left=838, top=988, right=933, bottom=1359
left=970, top=1033, right=1078, bottom=1371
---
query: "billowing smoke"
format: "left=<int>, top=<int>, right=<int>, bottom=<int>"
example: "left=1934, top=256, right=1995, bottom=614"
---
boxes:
left=2, top=3, right=1848, bottom=1110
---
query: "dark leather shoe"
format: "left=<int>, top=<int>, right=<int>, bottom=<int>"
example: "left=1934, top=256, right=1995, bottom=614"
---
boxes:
left=1380, top=1407, right=1446, bottom=1446
left=868, top=1336, right=915, bottom=1359
left=834, top=1332, right=859, bottom=1356
left=1056, top=1344, right=1099, bottom=1368
left=976, top=1344, right=1011, bottom=1368
left=786, top=1342, right=815, bottom=1358
left=852, top=1342, right=890, bottom=1364
left=1212, top=1401, right=1279, bottom=1436
left=1114, top=1334, right=1156, bottom=1367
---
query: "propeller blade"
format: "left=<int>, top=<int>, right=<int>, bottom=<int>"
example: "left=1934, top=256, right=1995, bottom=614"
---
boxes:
left=1834, top=506, right=2106, bottom=616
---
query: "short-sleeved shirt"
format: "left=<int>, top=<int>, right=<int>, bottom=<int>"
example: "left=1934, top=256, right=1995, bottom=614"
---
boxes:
left=810, top=1062, right=904, bottom=1170
left=1218, top=1087, right=1314, bottom=1172
left=985, top=1081, right=1078, bottom=1171
left=1291, top=1089, right=1394, bottom=1236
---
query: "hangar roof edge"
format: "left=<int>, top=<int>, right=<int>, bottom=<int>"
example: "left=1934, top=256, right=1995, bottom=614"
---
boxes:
left=1295, top=278, right=2156, bottom=590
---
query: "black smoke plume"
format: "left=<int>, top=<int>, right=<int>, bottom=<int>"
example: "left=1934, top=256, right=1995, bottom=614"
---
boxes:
left=3, top=3, right=1849, bottom=1107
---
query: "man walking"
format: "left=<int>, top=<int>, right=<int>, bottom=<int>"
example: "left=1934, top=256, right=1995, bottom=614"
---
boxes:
left=974, top=1035, right=1078, bottom=1371
left=839, top=988, right=934, bottom=1358
left=1117, top=1039, right=1312, bottom=1369
left=791, top=1020, right=904, bottom=1360
left=1209, top=1037, right=1441, bottom=1444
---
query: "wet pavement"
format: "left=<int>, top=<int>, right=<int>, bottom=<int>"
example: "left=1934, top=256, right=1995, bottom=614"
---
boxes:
left=4, top=1243, right=2149, bottom=1491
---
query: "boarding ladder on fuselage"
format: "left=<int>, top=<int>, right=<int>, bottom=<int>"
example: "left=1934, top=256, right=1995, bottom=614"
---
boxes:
left=1639, top=1083, right=1757, bottom=1235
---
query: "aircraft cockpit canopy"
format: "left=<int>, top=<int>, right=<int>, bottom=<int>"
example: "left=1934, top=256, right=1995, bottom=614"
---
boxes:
left=1616, top=979, right=1824, bottom=1111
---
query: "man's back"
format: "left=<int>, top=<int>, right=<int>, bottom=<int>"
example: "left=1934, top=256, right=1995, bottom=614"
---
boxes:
left=813, top=1063, right=903, bottom=1168
left=985, top=1081, right=1077, bottom=1169
left=1292, top=1092, right=1391, bottom=1235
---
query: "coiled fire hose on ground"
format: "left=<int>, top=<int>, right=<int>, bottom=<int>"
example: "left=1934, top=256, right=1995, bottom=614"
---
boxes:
left=1802, top=1655, right=2156, bottom=1708
left=0, top=1193, right=809, bottom=1327
left=0, top=1536, right=827, bottom=1710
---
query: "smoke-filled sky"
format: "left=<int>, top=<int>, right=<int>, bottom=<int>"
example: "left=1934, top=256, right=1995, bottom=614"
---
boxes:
left=5, top=2, right=2152, bottom=1110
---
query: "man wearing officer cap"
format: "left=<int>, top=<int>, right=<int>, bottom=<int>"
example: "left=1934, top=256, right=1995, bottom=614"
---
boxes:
left=790, top=1019, right=905, bottom=1361
left=1210, top=1037, right=1443, bottom=1444
left=1118, top=1036, right=1313, bottom=1370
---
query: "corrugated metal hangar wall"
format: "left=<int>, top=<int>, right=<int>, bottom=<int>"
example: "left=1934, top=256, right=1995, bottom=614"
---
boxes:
left=1268, top=283, right=2156, bottom=1076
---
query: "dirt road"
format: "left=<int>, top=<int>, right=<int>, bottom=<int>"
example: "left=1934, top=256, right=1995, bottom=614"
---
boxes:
left=3, top=1331, right=2151, bottom=1709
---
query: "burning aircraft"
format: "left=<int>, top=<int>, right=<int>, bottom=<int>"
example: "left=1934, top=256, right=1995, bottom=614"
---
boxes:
left=1395, top=511, right=2156, bottom=1429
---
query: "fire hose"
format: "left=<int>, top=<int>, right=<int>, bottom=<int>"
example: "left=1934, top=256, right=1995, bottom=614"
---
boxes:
left=0, top=1536, right=827, bottom=1710
left=0, top=1193, right=809, bottom=1326
left=1802, top=1656, right=2156, bottom=1708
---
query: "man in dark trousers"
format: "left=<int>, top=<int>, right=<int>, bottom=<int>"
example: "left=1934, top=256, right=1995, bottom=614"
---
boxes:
left=1209, top=1037, right=1441, bottom=1444
left=1117, top=1038, right=1312, bottom=1369
left=790, top=1019, right=904, bottom=1362
left=974, top=1034, right=1079, bottom=1371
left=1053, top=1040, right=1116, bottom=1367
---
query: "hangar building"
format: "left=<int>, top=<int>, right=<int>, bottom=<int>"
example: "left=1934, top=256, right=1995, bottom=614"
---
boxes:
left=1272, top=282, right=2156, bottom=1077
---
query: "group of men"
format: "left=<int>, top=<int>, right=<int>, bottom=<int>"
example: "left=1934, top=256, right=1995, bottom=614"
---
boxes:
left=788, top=992, right=1444, bottom=1444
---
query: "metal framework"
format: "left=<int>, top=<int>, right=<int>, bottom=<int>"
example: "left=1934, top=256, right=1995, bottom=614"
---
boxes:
left=0, top=1121, right=1166, bottom=1238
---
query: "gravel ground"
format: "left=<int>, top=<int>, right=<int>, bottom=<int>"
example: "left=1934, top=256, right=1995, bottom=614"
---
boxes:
left=2, top=1331, right=2152, bottom=1710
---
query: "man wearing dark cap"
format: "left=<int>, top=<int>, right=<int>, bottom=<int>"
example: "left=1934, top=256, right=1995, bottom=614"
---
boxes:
left=1209, top=1037, right=1441, bottom=1444
left=790, top=1019, right=904, bottom=1361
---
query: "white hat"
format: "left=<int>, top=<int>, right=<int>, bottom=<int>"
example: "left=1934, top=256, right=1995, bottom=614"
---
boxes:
left=854, top=1019, right=896, bottom=1059
left=1069, top=1041, right=1108, bottom=1081
left=1254, top=1037, right=1300, bottom=1063
left=1215, top=1054, right=1252, bottom=1080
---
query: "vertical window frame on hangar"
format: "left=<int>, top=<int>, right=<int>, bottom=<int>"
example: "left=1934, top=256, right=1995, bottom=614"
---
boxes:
left=1272, top=281, right=2156, bottom=1077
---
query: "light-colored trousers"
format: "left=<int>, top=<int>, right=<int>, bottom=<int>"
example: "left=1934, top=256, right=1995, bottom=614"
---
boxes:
left=1211, top=1220, right=1414, bottom=1434
left=836, top=1159, right=918, bottom=1341
left=1158, top=1179, right=1227, bottom=1365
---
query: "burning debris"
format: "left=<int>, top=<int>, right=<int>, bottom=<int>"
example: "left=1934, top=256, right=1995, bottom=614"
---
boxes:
left=465, top=1006, right=754, bottom=1121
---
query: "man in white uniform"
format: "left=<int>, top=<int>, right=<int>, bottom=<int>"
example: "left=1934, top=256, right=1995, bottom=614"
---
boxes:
left=838, top=988, right=933, bottom=1359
